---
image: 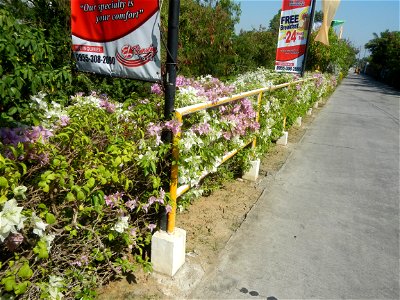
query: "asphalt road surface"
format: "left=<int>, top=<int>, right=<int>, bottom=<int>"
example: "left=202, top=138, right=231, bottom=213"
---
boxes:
left=191, top=74, right=400, bottom=299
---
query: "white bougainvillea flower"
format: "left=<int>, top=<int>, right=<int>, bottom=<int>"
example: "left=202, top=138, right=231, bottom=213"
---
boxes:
left=31, top=212, right=48, bottom=237
left=13, top=185, right=27, bottom=199
left=0, top=198, right=26, bottom=242
left=112, top=216, right=129, bottom=233
left=43, top=234, right=56, bottom=251
left=48, top=275, right=64, bottom=300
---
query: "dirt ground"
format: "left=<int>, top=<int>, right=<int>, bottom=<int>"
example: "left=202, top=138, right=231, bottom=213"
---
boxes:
left=98, top=103, right=323, bottom=299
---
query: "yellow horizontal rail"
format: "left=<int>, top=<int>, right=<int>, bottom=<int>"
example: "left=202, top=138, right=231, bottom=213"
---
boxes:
left=176, top=139, right=253, bottom=198
left=167, top=77, right=315, bottom=234
left=175, top=81, right=304, bottom=117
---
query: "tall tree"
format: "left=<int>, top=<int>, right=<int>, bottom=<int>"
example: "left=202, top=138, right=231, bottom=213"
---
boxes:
left=365, top=30, right=400, bottom=88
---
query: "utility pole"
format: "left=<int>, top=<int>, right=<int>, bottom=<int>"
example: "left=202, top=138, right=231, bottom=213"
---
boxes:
left=301, top=0, right=317, bottom=77
left=164, top=0, right=180, bottom=121
left=160, top=0, right=180, bottom=231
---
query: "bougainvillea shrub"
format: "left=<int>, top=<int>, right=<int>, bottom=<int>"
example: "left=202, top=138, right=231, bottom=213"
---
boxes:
left=0, top=68, right=337, bottom=299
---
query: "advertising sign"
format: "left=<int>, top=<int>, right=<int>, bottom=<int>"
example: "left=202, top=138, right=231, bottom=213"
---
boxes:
left=275, top=0, right=313, bottom=73
left=71, top=0, right=161, bottom=82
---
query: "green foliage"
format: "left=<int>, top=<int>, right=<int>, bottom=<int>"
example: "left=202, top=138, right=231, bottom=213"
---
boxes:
left=234, top=27, right=277, bottom=73
left=365, top=30, right=400, bottom=89
left=0, top=8, right=72, bottom=126
left=0, top=93, right=170, bottom=299
left=306, top=28, right=357, bottom=76
left=162, top=0, right=241, bottom=77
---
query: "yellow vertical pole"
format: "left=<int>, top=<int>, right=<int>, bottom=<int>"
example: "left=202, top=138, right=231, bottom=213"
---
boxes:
left=252, top=91, right=263, bottom=149
left=167, top=112, right=182, bottom=234
left=283, top=115, right=286, bottom=130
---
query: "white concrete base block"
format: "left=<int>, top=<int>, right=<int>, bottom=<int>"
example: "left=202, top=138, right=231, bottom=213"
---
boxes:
left=151, top=228, right=186, bottom=276
left=313, top=101, right=319, bottom=109
left=307, top=108, right=313, bottom=116
left=276, top=131, right=288, bottom=146
left=242, top=159, right=260, bottom=182
left=295, top=116, right=302, bottom=127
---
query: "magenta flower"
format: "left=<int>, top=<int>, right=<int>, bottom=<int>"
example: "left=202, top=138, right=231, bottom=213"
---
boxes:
left=193, top=122, right=211, bottom=135
left=125, top=198, right=138, bottom=211
left=159, top=188, right=165, bottom=201
left=104, top=192, right=124, bottom=208
left=223, top=131, right=232, bottom=140
left=147, top=122, right=163, bottom=137
left=164, top=120, right=181, bottom=135
left=100, top=99, right=116, bottom=113
left=148, top=224, right=157, bottom=232
left=142, top=203, right=150, bottom=213
left=151, top=83, right=163, bottom=95
left=165, top=204, right=172, bottom=214
left=26, top=126, right=53, bottom=143
left=72, top=255, right=89, bottom=267
left=59, top=115, right=70, bottom=127
left=148, top=196, right=157, bottom=206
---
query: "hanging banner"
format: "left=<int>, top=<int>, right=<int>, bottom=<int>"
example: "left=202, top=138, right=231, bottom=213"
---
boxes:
left=275, top=0, right=313, bottom=73
left=71, top=0, right=161, bottom=82
left=315, top=0, right=341, bottom=45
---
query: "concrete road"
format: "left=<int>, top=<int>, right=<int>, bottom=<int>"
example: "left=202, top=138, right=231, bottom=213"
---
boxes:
left=190, top=74, right=400, bottom=299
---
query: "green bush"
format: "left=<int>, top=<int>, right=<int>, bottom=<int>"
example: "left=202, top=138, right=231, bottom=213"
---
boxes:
left=0, top=9, right=72, bottom=126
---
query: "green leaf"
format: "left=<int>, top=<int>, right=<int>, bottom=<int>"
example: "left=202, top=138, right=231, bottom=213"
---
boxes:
left=33, top=240, right=49, bottom=259
left=45, top=213, right=56, bottom=225
left=66, top=192, right=75, bottom=201
left=19, top=162, right=27, bottom=175
left=0, top=176, right=8, bottom=188
left=1, top=276, right=16, bottom=292
left=77, top=190, right=85, bottom=201
left=14, top=281, right=30, bottom=295
left=84, top=170, right=93, bottom=179
left=46, top=173, right=56, bottom=181
left=0, top=195, right=7, bottom=204
left=7, top=106, right=17, bottom=115
left=113, top=156, right=122, bottom=167
left=37, top=203, right=47, bottom=210
left=111, top=174, right=119, bottom=183
left=43, top=184, right=50, bottom=193
left=52, top=158, right=61, bottom=166
left=38, top=181, right=47, bottom=188
left=95, top=252, right=105, bottom=262
left=86, top=177, right=95, bottom=188
left=18, top=263, right=33, bottom=279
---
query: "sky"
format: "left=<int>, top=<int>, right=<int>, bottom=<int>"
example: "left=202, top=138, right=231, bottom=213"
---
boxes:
left=234, top=0, right=400, bottom=57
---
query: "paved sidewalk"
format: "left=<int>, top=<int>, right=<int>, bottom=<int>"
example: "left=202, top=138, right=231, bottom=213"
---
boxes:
left=190, top=74, right=400, bottom=299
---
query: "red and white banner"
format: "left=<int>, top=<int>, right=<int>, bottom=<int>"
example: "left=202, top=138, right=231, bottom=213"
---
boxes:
left=275, top=0, right=313, bottom=73
left=71, top=0, right=161, bottom=82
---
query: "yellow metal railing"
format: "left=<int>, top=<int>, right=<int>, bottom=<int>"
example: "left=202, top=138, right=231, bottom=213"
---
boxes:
left=167, top=78, right=315, bottom=233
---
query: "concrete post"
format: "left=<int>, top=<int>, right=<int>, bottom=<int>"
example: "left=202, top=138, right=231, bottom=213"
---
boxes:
left=295, top=116, right=302, bottom=127
left=242, top=159, right=261, bottom=182
left=276, top=131, right=288, bottom=146
left=151, top=228, right=186, bottom=276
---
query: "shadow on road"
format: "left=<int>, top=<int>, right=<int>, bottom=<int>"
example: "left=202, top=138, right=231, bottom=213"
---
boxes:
left=344, top=74, right=400, bottom=97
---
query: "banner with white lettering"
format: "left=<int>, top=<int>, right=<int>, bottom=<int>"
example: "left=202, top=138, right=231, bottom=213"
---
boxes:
left=275, top=0, right=312, bottom=73
left=71, top=0, right=161, bottom=82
